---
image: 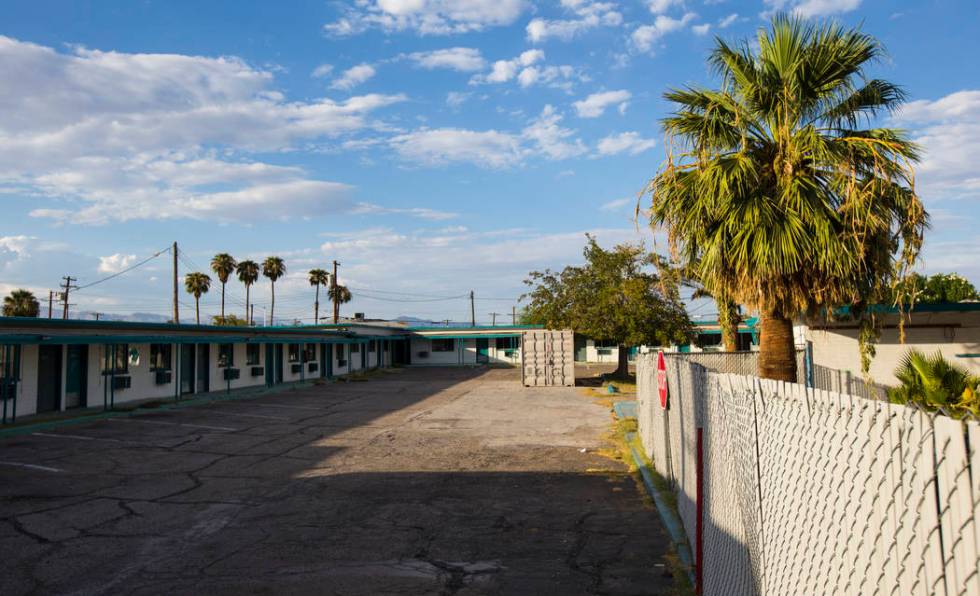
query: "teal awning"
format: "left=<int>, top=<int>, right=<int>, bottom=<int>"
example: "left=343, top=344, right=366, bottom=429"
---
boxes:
left=415, top=333, right=521, bottom=340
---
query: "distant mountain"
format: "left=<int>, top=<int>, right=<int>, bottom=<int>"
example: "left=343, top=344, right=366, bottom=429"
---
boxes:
left=75, top=311, right=172, bottom=323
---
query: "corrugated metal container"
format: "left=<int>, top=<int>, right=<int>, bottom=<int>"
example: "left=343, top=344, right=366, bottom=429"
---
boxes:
left=521, top=329, right=575, bottom=387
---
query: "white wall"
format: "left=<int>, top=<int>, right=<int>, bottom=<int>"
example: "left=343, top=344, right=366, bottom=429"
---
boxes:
left=410, top=338, right=461, bottom=365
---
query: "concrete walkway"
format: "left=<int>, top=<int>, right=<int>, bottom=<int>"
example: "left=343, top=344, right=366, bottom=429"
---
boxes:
left=0, top=367, right=673, bottom=595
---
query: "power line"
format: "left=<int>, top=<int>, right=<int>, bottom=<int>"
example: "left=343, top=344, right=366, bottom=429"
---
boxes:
left=74, top=245, right=171, bottom=292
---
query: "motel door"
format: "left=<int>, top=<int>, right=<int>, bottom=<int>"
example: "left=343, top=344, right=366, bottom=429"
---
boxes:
left=476, top=338, right=489, bottom=364
left=196, top=345, right=210, bottom=393
left=64, top=345, right=88, bottom=409
left=274, top=345, right=284, bottom=383
left=36, top=345, right=62, bottom=413
left=264, top=345, right=274, bottom=386
left=180, top=345, right=194, bottom=394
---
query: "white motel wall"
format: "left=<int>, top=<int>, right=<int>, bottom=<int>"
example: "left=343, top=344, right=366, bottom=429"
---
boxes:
left=0, top=319, right=541, bottom=422
left=804, top=305, right=980, bottom=386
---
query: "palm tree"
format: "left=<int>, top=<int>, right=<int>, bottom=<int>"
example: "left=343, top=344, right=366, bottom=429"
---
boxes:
left=308, top=268, right=330, bottom=324
left=328, top=284, right=352, bottom=321
left=888, top=349, right=980, bottom=417
left=210, top=253, right=237, bottom=319
left=262, top=256, right=286, bottom=325
left=236, top=260, right=259, bottom=325
left=2, top=289, right=40, bottom=317
left=648, top=15, right=927, bottom=381
left=184, top=272, right=212, bottom=324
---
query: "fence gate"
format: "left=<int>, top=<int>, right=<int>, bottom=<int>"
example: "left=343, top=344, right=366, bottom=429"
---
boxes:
left=521, top=329, right=575, bottom=387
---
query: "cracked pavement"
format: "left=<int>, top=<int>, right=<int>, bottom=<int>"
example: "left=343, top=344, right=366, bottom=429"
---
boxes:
left=0, top=367, right=674, bottom=595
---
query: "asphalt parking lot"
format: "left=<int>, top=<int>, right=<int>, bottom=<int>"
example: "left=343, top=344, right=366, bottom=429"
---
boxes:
left=0, top=367, right=672, bottom=595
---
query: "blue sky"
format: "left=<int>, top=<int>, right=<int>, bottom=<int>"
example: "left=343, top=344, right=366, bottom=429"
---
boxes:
left=1, top=0, right=978, bottom=324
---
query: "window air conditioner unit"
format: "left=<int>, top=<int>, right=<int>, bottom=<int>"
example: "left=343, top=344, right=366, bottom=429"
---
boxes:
left=307, top=362, right=318, bottom=373
left=112, top=376, right=132, bottom=390
left=250, top=366, right=265, bottom=377
left=290, top=363, right=303, bottom=374
left=418, top=351, right=429, bottom=358
left=154, top=370, right=172, bottom=385
left=223, top=368, right=241, bottom=381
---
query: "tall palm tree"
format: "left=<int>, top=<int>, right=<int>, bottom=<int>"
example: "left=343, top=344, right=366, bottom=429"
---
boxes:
left=2, top=289, right=40, bottom=317
left=184, top=272, right=211, bottom=324
left=210, top=253, right=237, bottom=319
left=648, top=15, right=927, bottom=381
left=308, top=268, right=330, bottom=324
left=236, top=260, right=259, bottom=325
left=328, top=284, right=352, bottom=321
left=262, top=256, right=286, bottom=325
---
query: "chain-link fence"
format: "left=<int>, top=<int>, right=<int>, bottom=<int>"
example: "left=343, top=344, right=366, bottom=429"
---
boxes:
left=662, top=350, right=807, bottom=383
left=811, top=363, right=890, bottom=401
left=636, top=352, right=980, bottom=595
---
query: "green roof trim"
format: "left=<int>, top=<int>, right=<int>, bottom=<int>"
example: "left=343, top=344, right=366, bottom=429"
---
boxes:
left=0, top=315, right=354, bottom=336
left=407, top=325, right=543, bottom=331
left=416, top=333, right=522, bottom=340
left=835, top=302, right=980, bottom=316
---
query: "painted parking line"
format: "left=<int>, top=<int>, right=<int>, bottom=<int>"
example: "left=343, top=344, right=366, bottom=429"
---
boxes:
left=0, top=461, right=63, bottom=473
left=209, top=412, right=289, bottom=421
left=250, top=403, right=325, bottom=411
left=111, top=419, right=238, bottom=432
left=32, top=431, right=96, bottom=441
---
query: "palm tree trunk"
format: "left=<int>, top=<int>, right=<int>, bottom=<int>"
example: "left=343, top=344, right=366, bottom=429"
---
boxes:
left=314, top=283, right=320, bottom=324
left=195, top=297, right=200, bottom=325
left=270, top=282, right=275, bottom=325
left=758, top=312, right=797, bottom=382
left=245, top=286, right=250, bottom=325
left=615, top=344, right=630, bottom=378
left=221, top=282, right=226, bottom=318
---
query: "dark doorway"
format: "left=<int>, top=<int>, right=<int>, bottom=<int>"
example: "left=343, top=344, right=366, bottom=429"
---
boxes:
left=180, top=344, right=195, bottom=394
left=65, top=345, right=88, bottom=409
left=320, top=344, right=329, bottom=378
left=476, top=338, right=489, bottom=364
left=36, top=345, right=62, bottom=413
left=265, top=344, right=275, bottom=386
left=196, top=344, right=210, bottom=393
left=274, top=344, right=284, bottom=384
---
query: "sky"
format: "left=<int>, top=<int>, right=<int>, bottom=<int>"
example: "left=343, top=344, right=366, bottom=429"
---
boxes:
left=1, top=0, right=978, bottom=324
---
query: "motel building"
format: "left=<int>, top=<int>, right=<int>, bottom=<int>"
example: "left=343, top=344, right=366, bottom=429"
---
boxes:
left=0, top=317, right=536, bottom=423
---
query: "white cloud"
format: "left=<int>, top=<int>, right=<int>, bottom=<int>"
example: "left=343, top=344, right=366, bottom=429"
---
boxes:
left=596, top=131, right=657, bottom=155
left=389, top=128, right=525, bottom=168
left=631, top=13, right=697, bottom=53
left=324, top=0, right=529, bottom=36
left=446, top=91, right=472, bottom=108
left=599, top=197, right=630, bottom=211
left=352, top=203, right=459, bottom=220
left=893, top=90, right=980, bottom=202
left=522, top=105, right=587, bottom=160
left=719, top=13, right=739, bottom=28
left=647, top=0, right=683, bottom=14
left=311, top=63, right=334, bottom=78
left=763, top=0, right=861, bottom=18
left=692, top=24, right=711, bottom=36
left=404, top=47, right=485, bottom=71
left=573, top=90, right=631, bottom=118
left=98, top=253, right=137, bottom=274
left=330, top=64, right=376, bottom=90
left=526, top=0, right=623, bottom=43
left=0, top=36, right=410, bottom=224
left=469, top=49, right=582, bottom=90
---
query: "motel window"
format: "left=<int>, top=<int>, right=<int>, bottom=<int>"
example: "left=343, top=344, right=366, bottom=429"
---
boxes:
left=594, top=339, right=618, bottom=348
left=287, top=344, right=300, bottom=363
left=432, top=339, right=454, bottom=352
left=246, top=344, right=260, bottom=366
left=218, top=344, right=235, bottom=367
left=303, top=344, right=317, bottom=363
left=350, top=343, right=360, bottom=354
left=369, top=340, right=377, bottom=353
left=150, top=344, right=172, bottom=371
left=695, top=333, right=723, bottom=350
left=102, top=344, right=129, bottom=375
left=0, top=345, right=19, bottom=379
left=495, top=337, right=517, bottom=350
left=335, top=344, right=345, bottom=359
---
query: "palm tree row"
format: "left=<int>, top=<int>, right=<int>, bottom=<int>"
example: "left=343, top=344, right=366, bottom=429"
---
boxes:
left=182, top=255, right=353, bottom=326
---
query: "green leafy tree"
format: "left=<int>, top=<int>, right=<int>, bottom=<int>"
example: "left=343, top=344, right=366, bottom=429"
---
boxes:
left=895, top=273, right=979, bottom=304
left=649, top=15, right=927, bottom=381
left=308, top=268, right=330, bottom=324
left=236, top=260, right=259, bottom=325
left=328, top=284, right=352, bottom=321
left=210, top=253, right=237, bottom=319
left=184, top=272, right=211, bottom=324
left=262, top=256, right=286, bottom=325
left=2, top=289, right=40, bottom=317
left=211, top=314, right=249, bottom=326
left=888, top=349, right=979, bottom=417
left=522, top=235, right=692, bottom=377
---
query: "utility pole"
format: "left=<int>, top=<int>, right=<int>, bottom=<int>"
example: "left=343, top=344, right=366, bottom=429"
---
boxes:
left=250, top=305, right=255, bottom=326
left=512, top=306, right=516, bottom=325
left=48, top=291, right=54, bottom=319
left=94, top=313, right=101, bottom=321
left=60, top=276, right=76, bottom=319
left=470, top=291, right=475, bottom=327
left=332, top=260, right=340, bottom=324
left=489, top=312, right=501, bottom=326
left=172, top=241, right=179, bottom=325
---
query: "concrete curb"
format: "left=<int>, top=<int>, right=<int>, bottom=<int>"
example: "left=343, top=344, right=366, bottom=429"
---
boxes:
left=613, top=400, right=695, bottom=585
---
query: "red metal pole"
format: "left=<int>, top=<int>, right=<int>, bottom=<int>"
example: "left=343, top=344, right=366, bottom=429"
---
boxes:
left=695, top=427, right=704, bottom=596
